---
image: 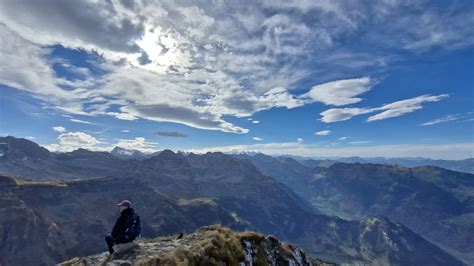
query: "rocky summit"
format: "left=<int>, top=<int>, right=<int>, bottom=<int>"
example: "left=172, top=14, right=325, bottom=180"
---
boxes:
left=59, top=225, right=325, bottom=266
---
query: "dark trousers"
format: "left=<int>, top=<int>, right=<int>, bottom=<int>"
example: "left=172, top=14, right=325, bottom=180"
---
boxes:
left=105, top=235, right=115, bottom=253
left=106, top=235, right=132, bottom=253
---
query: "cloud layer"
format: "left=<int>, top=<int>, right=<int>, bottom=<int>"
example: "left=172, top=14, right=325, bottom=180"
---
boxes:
left=187, top=141, right=474, bottom=160
left=420, top=114, right=463, bottom=126
left=302, top=77, right=374, bottom=106
left=315, top=130, right=331, bottom=136
left=46, top=131, right=102, bottom=152
left=45, top=127, right=159, bottom=153
left=155, top=131, right=188, bottom=138
left=320, top=94, right=449, bottom=123
left=0, top=0, right=470, bottom=133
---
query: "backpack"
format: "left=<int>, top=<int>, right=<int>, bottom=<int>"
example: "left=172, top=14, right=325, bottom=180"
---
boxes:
left=125, top=213, right=141, bottom=240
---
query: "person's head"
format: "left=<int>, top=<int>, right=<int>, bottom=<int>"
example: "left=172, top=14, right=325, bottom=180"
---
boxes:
left=116, top=200, right=132, bottom=213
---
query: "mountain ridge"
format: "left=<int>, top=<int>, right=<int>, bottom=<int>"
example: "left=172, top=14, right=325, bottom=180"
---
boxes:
left=0, top=136, right=468, bottom=265
left=239, top=153, right=474, bottom=263
left=59, top=225, right=319, bottom=266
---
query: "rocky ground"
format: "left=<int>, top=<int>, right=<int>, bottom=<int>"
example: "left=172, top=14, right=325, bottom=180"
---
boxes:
left=59, top=225, right=329, bottom=266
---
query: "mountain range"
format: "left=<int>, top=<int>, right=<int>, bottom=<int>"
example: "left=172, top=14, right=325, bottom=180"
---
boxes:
left=297, top=156, right=474, bottom=174
left=237, top=153, right=474, bottom=263
left=0, top=136, right=471, bottom=265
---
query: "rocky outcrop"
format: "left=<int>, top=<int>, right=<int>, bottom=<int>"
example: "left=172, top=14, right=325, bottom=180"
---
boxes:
left=59, top=225, right=320, bottom=266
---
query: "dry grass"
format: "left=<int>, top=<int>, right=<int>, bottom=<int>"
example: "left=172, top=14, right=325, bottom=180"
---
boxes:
left=178, top=198, right=218, bottom=206
left=60, top=225, right=313, bottom=266
left=236, top=231, right=265, bottom=243
left=142, top=235, right=177, bottom=243
left=141, top=225, right=245, bottom=266
left=0, top=173, right=67, bottom=187
left=281, top=243, right=296, bottom=259
left=16, top=179, right=67, bottom=186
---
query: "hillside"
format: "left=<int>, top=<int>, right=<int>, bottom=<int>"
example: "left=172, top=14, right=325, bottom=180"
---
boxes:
left=0, top=136, right=127, bottom=179
left=310, top=163, right=474, bottom=261
left=60, top=225, right=321, bottom=266
left=0, top=173, right=247, bottom=265
left=298, top=156, right=474, bottom=174
left=240, top=153, right=474, bottom=263
left=336, top=157, right=474, bottom=174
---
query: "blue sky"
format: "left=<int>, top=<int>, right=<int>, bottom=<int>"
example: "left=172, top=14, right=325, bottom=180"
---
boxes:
left=0, top=0, right=473, bottom=159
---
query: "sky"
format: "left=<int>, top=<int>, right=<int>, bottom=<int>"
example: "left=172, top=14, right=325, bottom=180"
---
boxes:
left=0, top=0, right=473, bottom=159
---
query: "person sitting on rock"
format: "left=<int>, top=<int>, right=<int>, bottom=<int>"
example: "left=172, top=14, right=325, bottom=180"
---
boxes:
left=105, top=200, right=141, bottom=254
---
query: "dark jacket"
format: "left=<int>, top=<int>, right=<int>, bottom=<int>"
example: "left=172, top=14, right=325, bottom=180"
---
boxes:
left=112, top=207, right=135, bottom=243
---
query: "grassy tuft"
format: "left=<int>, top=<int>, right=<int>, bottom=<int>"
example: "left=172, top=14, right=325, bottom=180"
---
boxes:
left=142, top=225, right=245, bottom=265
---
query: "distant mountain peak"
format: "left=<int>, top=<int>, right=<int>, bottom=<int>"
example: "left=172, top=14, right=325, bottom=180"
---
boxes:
left=158, top=149, right=177, bottom=157
left=149, top=149, right=188, bottom=161
left=0, top=136, right=50, bottom=159
left=111, top=146, right=140, bottom=155
left=110, top=146, right=149, bottom=160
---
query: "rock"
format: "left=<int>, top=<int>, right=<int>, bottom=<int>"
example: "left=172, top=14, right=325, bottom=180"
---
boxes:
left=113, top=242, right=139, bottom=254
left=59, top=225, right=320, bottom=266
left=106, top=259, right=132, bottom=266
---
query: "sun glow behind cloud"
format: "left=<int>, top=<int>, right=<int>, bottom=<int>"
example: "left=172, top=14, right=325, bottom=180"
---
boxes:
left=0, top=0, right=467, bottom=134
left=0, top=0, right=472, bottom=158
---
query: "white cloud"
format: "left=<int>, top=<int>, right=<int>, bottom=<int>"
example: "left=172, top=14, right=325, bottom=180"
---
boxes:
left=114, top=137, right=159, bottom=153
left=46, top=125, right=158, bottom=153
left=315, top=130, right=331, bottom=136
left=121, top=130, right=131, bottom=133
left=70, top=118, right=96, bottom=125
left=349, top=141, right=372, bottom=144
left=0, top=0, right=144, bottom=58
left=320, top=94, right=449, bottom=123
left=107, top=111, right=138, bottom=121
left=118, top=104, right=249, bottom=134
left=395, top=8, right=474, bottom=52
left=259, top=87, right=304, bottom=109
left=297, top=138, right=304, bottom=142
left=0, top=25, right=66, bottom=98
left=320, top=107, right=373, bottom=123
left=45, top=131, right=159, bottom=153
left=46, top=131, right=103, bottom=152
left=301, top=77, right=374, bottom=106
left=420, top=114, right=462, bottom=126
left=253, top=137, right=263, bottom=141
left=52, top=126, right=66, bottom=133
left=367, top=94, right=449, bottom=122
left=252, top=120, right=260, bottom=124
left=187, top=141, right=474, bottom=160
left=338, top=137, right=347, bottom=141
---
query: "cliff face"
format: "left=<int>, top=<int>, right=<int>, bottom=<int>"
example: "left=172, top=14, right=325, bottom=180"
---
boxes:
left=60, top=225, right=322, bottom=266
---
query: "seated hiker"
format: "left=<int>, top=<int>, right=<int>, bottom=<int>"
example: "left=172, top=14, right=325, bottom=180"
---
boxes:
left=105, top=200, right=141, bottom=254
